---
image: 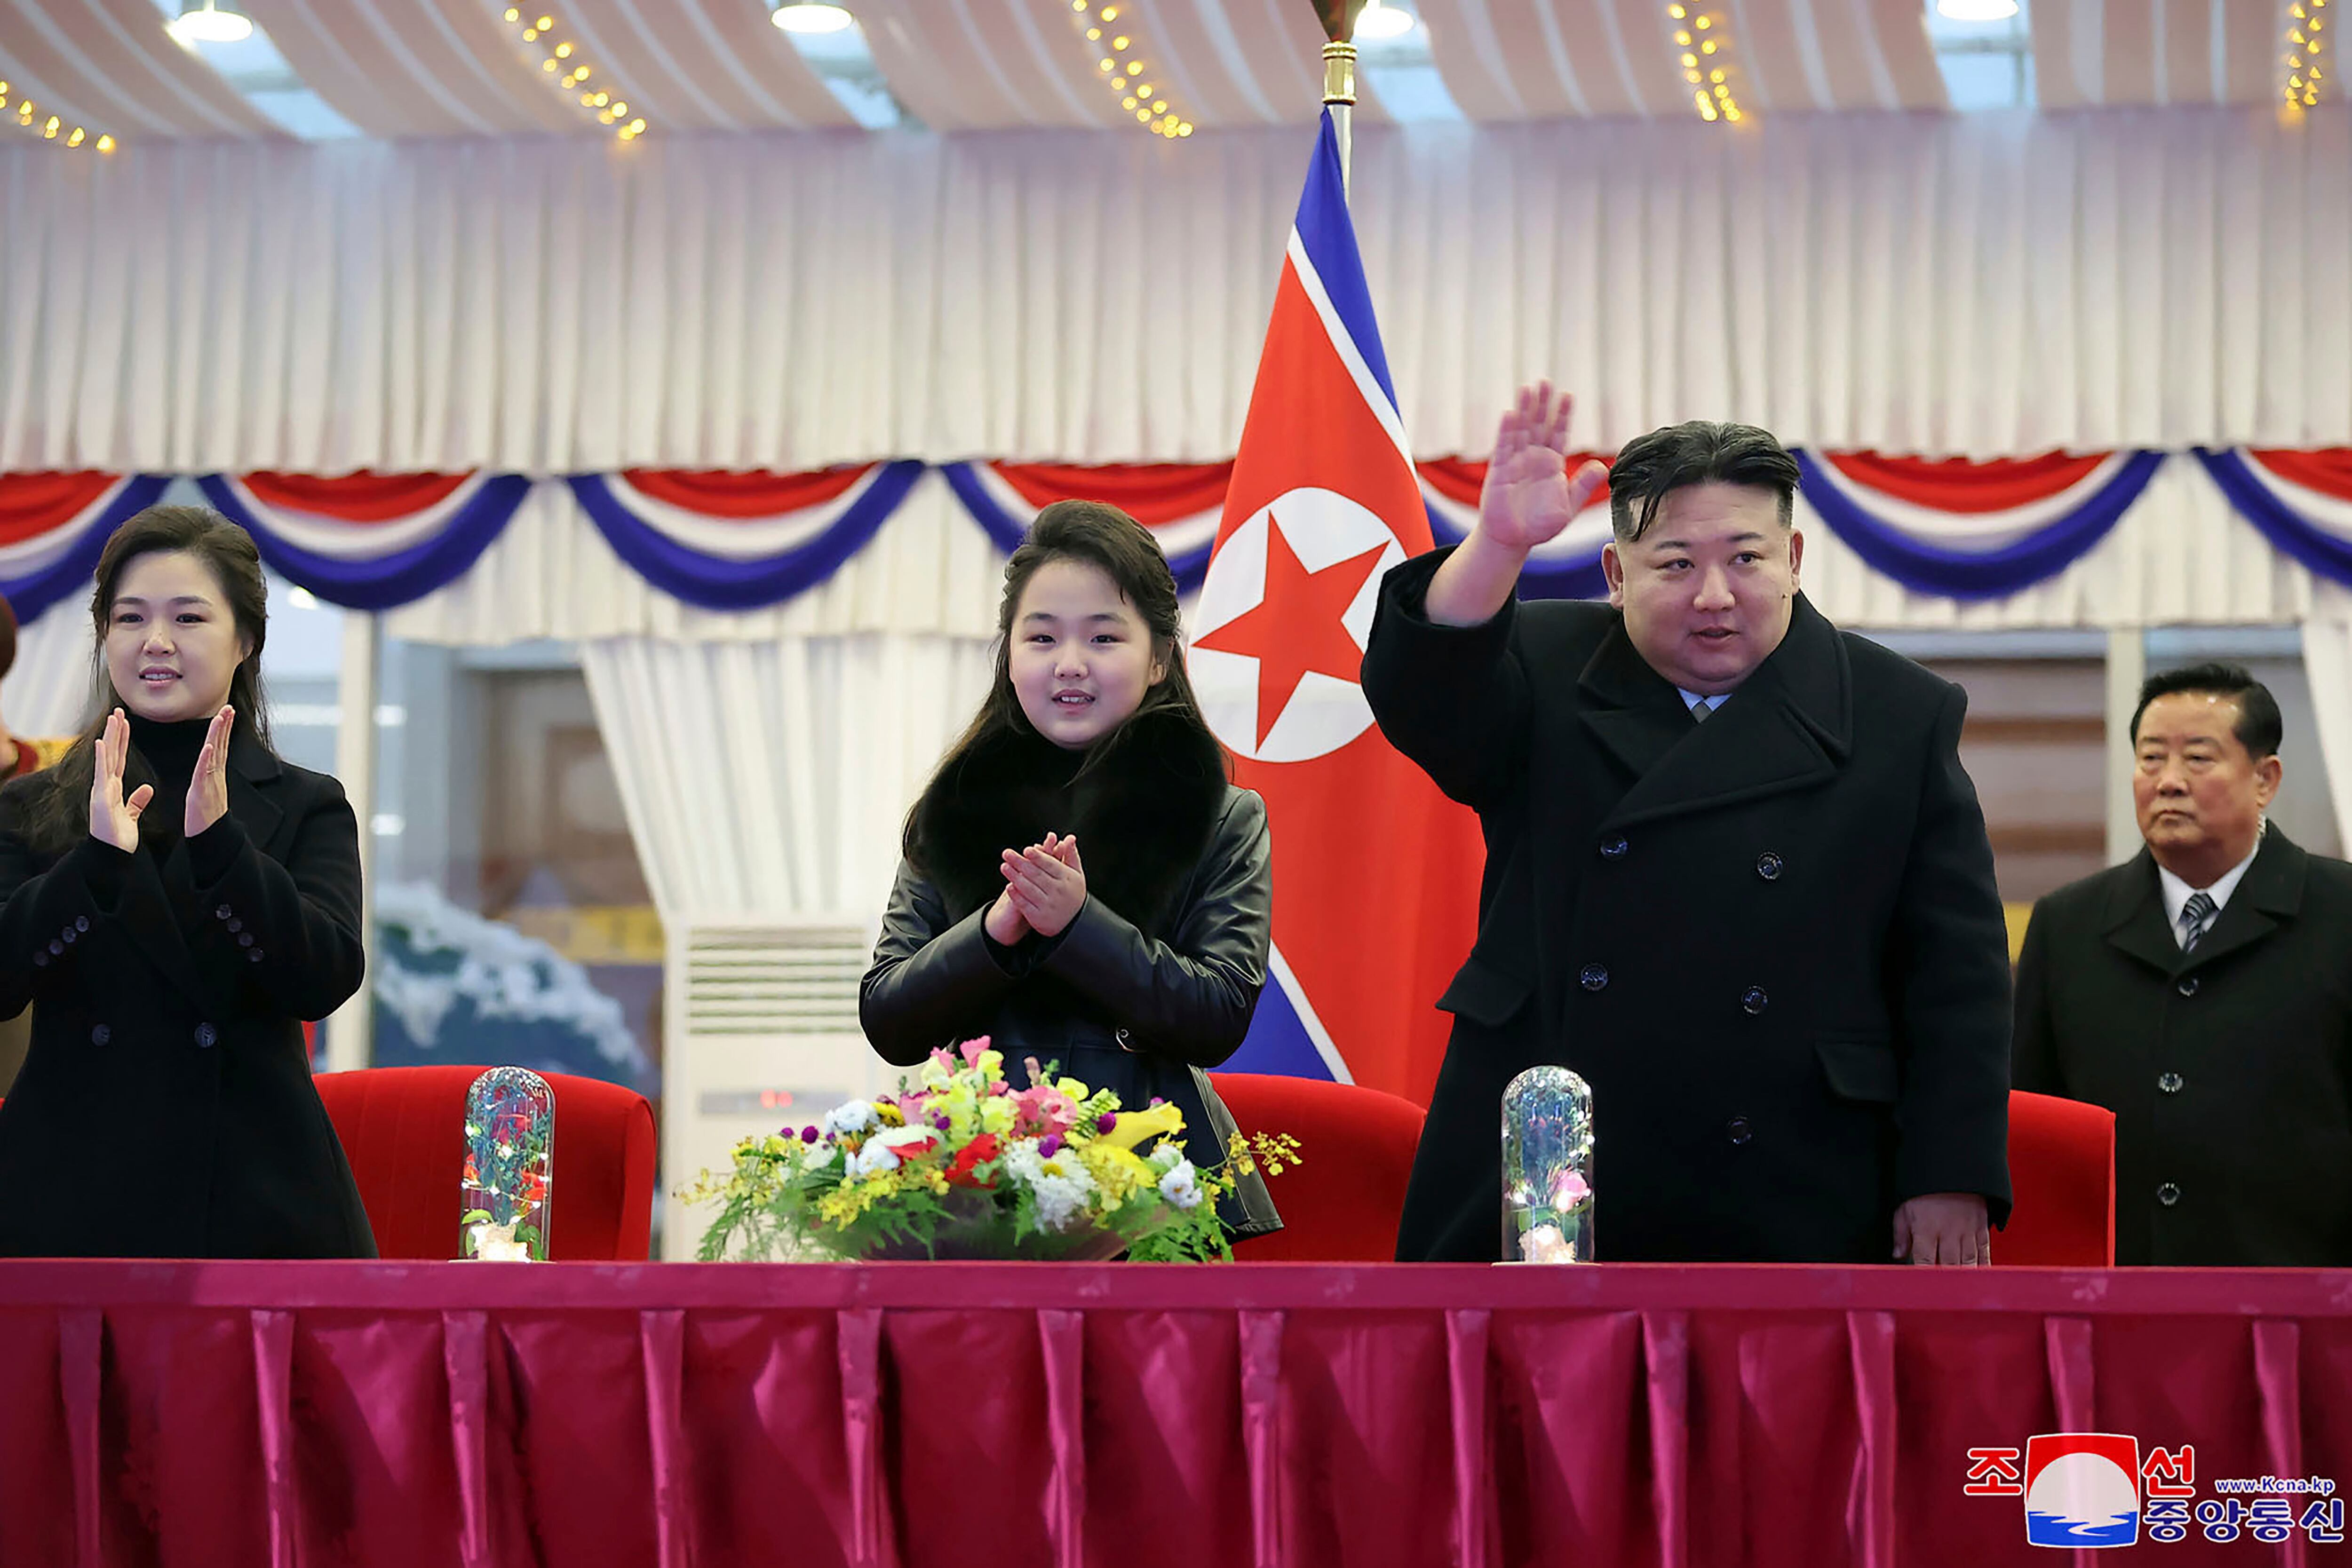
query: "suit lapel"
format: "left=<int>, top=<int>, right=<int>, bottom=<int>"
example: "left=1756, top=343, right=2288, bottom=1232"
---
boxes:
left=2179, top=831, right=2305, bottom=973
left=226, top=729, right=285, bottom=853
left=2099, top=855, right=2185, bottom=975
left=1585, top=594, right=1851, bottom=831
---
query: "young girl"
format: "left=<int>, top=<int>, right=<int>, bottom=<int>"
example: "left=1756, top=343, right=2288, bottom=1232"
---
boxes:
left=0, top=506, right=375, bottom=1258
left=861, top=500, right=1281, bottom=1241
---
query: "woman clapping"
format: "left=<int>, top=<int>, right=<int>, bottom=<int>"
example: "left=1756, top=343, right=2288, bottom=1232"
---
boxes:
left=0, top=506, right=375, bottom=1258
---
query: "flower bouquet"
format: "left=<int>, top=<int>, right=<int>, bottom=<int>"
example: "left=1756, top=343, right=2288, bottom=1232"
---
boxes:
left=683, top=1037, right=1300, bottom=1262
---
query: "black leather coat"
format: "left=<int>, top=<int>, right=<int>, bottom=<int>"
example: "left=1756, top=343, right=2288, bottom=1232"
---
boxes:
left=861, top=710, right=1281, bottom=1237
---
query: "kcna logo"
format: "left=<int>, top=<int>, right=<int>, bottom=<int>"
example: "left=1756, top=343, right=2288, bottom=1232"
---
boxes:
left=1191, top=487, right=1405, bottom=764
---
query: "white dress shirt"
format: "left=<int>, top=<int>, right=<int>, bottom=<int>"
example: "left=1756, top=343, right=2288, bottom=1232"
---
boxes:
left=2157, top=839, right=2261, bottom=949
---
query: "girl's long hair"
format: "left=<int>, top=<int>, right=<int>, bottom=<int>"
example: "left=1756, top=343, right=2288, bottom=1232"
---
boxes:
left=15, top=505, right=275, bottom=857
left=901, top=499, right=1212, bottom=861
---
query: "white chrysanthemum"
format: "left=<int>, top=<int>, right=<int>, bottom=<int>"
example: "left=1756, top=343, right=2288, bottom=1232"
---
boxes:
left=847, top=1141, right=901, bottom=1180
left=1146, top=1142, right=1185, bottom=1174
left=825, top=1101, right=878, bottom=1136
left=1157, top=1161, right=1202, bottom=1210
left=1030, top=1173, right=1089, bottom=1231
left=1000, top=1141, right=1045, bottom=1183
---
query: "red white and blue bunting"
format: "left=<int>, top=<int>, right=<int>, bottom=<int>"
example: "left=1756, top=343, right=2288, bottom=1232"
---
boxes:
left=2, top=451, right=2350, bottom=621
left=200, top=471, right=533, bottom=611
left=0, top=472, right=173, bottom=622
left=941, top=461, right=1228, bottom=594
left=567, top=463, right=926, bottom=611
left=2193, top=449, right=2352, bottom=589
left=1792, top=450, right=2167, bottom=602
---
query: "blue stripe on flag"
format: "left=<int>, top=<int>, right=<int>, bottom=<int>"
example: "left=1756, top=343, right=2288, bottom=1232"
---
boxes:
left=1292, top=108, right=1401, bottom=414
left=1220, top=972, right=1339, bottom=1082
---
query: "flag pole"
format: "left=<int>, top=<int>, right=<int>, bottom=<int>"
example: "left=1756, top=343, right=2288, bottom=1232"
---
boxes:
left=1322, top=36, right=1358, bottom=195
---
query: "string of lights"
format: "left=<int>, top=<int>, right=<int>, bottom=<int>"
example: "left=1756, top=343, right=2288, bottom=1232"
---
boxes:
left=1070, top=0, right=1194, bottom=138
left=1664, top=2, right=1744, bottom=124
left=0, top=81, right=117, bottom=152
left=499, top=8, right=647, bottom=140
left=2287, top=0, right=2328, bottom=110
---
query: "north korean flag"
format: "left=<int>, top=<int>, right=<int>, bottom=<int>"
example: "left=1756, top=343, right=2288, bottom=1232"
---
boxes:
left=1189, top=110, right=1482, bottom=1104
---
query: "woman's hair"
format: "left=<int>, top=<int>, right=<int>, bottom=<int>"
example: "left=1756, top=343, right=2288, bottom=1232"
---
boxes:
left=15, top=505, right=275, bottom=855
left=902, top=499, right=1211, bottom=859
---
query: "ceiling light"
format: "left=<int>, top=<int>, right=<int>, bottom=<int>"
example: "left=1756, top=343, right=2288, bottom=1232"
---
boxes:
left=772, top=3, right=855, bottom=32
left=1935, top=0, right=2019, bottom=19
left=166, top=1, right=255, bottom=45
left=1355, top=0, right=1418, bottom=40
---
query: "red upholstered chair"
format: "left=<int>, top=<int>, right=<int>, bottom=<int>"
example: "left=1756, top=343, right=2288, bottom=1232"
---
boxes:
left=1208, top=1072, right=1426, bottom=1261
left=313, top=1065, right=657, bottom=1261
left=1999, top=1089, right=2116, bottom=1267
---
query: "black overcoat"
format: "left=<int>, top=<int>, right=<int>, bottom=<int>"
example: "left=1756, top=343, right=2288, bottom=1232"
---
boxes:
left=860, top=709, right=1280, bottom=1237
left=2013, top=829, right=2352, bottom=1266
left=0, top=731, right=375, bottom=1258
left=1363, top=551, right=2013, bottom=1262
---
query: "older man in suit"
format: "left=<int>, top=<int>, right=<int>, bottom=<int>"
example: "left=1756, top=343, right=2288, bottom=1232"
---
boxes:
left=1364, top=383, right=2012, bottom=1266
left=2013, top=664, right=2352, bottom=1266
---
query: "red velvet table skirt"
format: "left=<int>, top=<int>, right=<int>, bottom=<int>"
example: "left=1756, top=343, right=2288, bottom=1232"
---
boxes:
left=0, top=1262, right=2347, bottom=1568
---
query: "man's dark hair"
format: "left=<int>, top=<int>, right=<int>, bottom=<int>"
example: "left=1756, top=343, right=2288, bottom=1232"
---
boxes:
left=1608, top=420, right=1800, bottom=544
left=2130, top=662, right=2283, bottom=759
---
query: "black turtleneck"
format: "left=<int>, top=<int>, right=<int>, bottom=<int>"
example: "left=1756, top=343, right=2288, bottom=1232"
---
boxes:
left=124, top=711, right=216, bottom=861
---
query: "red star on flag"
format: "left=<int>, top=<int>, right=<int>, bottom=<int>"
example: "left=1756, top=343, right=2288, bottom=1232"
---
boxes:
left=1193, top=515, right=1387, bottom=747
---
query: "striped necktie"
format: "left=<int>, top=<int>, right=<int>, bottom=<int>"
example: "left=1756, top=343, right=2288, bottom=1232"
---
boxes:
left=2178, top=890, right=2218, bottom=952
left=1691, top=698, right=1714, bottom=723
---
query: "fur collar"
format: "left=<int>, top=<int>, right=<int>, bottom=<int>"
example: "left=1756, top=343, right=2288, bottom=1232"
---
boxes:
left=910, top=705, right=1230, bottom=935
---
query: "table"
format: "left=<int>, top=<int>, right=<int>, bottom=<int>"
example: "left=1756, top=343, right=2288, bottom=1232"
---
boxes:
left=1, top=1261, right=2347, bottom=1568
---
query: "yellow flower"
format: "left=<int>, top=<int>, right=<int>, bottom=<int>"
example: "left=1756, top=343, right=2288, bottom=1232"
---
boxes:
left=874, top=1102, right=907, bottom=1128
left=1096, top=1101, right=1185, bottom=1152
left=972, top=1047, right=1004, bottom=1078
left=761, top=1134, right=789, bottom=1156
left=979, top=1098, right=1016, bottom=1134
left=1080, top=1142, right=1155, bottom=1203
left=1055, top=1076, right=1091, bottom=1101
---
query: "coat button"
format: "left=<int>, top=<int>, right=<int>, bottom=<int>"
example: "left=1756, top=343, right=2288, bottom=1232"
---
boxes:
left=1600, top=837, right=1629, bottom=860
left=90, top=1025, right=110, bottom=1046
left=47, top=939, right=63, bottom=955
left=248, top=950, right=265, bottom=963
left=237, top=933, right=254, bottom=948
left=2157, top=1181, right=2180, bottom=1207
left=1740, top=986, right=1768, bottom=1015
left=2158, top=1071, right=2183, bottom=1094
left=2177, top=975, right=2200, bottom=998
left=74, top=915, right=89, bottom=933
left=1726, top=1116, right=1754, bottom=1146
left=32, top=952, right=48, bottom=968
left=194, top=1023, right=218, bottom=1049
left=59, top=927, right=75, bottom=944
left=226, top=919, right=242, bottom=934
left=1579, top=963, right=1609, bottom=991
left=215, top=904, right=233, bottom=921
left=1756, top=852, right=1783, bottom=881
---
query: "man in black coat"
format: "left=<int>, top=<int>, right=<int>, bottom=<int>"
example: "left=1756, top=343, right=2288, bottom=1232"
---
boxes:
left=2013, top=663, right=2352, bottom=1266
left=1363, top=383, right=2012, bottom=1265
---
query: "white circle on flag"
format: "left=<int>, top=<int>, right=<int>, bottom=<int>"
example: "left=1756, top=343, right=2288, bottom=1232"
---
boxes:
left=1188, top=486, right=1406, bottom=763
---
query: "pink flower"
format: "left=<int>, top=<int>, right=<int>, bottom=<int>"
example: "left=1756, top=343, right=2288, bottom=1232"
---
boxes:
left=959, top=1036, right=995, bottom=1067
left=1016, top=1083, right=1080, bottom=1137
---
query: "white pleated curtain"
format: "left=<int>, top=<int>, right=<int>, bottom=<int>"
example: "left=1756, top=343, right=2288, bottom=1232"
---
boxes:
left=1, top=109, right=2346, bottom=473
left=579, top=635, right=995, bottom=928
left=0, top=610, right=92, bottom=740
